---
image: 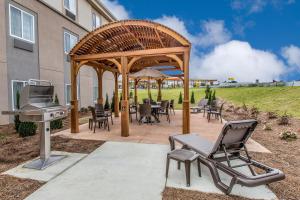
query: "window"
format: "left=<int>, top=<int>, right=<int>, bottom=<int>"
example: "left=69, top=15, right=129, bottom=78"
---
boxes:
left=92, top=13, right=101, bottom=29
left=64, top=0, right=76, bottom=15
left=11, top=80, right=28, bottom=110
left=65, top=84, right=79, bottom=105
left=64, top=31, right=78, bottom=54
left=9, top=4, right=34, bottom=43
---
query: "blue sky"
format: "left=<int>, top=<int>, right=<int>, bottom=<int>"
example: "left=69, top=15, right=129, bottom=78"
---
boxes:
left=101, top=0, right=300, bottom=82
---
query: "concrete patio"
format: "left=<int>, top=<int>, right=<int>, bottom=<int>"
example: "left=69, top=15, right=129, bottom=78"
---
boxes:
left=55, top=110, right=270, bottom=153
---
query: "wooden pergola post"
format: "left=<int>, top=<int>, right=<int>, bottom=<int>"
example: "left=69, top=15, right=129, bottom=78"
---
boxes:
left=121, top=57, right=129, bottom=137
left=134, top=79, right=138, bottom=104
left=157, top=79, right=162, bottom=101
left=114, top=72, right=119, bottom=117
left=97, top=68, right=103, bottom=104
left=70, top=60, right=79, bottom=133
left=182, top=50, right=190, bottom=134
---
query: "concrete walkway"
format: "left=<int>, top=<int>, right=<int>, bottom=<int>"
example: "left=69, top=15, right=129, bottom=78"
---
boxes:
left=25, top=142, right=277, bottom=200
left=26, top=142, right=169, bottom=200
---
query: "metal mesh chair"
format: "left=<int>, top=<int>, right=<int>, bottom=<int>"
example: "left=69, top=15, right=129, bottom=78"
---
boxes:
left=158, top=100, right=170, bottom=123
left=95, top=103, right=113, bottom=125
left=89, top=107, right=109, bottom=133
left=169, top=99, right=175, bottom=115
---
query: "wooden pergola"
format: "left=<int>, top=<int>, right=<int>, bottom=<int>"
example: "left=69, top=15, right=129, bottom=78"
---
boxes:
left=69, top=20, right=191, bottom=137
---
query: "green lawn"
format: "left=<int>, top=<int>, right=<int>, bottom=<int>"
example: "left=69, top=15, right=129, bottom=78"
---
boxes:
left=132, top=86, right=300, bottom=118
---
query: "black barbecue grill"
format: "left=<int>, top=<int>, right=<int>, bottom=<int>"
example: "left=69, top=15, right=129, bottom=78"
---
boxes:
left=2, top=79, right=68, bottom=170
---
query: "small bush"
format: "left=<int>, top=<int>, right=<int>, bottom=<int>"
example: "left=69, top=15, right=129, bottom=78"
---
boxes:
left=211, top=90, right=216, bottom=101
left=14, top=91, right=21, bottom=132
left=129, top=90, right=133, bottom=99
left=104, top=93, right=110, bottom=110
left=279, top=130, right=297, bottom=141
left=278, top=112, right=290, bottom=125
left=205, top=85, right=211, bottom=99
left=50, top=119, right=63, bottom=130
left=267, top=111, right=278, bottom=119
left=18, top=122, right=37, bottom=137
left=178, top=92, right=183, bottom=104
left=111, top=92, right=115, bottom=112
left=190, top=91, right=195, bottom=104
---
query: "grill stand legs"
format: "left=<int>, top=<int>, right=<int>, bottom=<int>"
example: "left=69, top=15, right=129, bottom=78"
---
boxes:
left=23, top=121, right=66, bottom=170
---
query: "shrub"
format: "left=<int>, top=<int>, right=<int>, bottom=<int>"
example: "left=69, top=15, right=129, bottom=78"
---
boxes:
left=279, top=130, right=298, bottom=141
left=190, top=91, right=195, bottom=104
left=205, top=85, right=211, bottom=99
left=178, top=92, right=183, bottom=104
left=278, top=112, right=290, bottom=125
left=267, top=111, right=278, bottom=119
left=50, top=119, right=63, bottom=130
left=249, top=107, right=259, bottom=119
left=14, top=90, right=21, bottom=132
left=111, top=92, right=115, bottom=112
left=18, top=122, right=37, bottom=137
left=104, top=93, right=110, bottom=110
left=54, top=94, right=59, bottom=104
left=207, top=90, right=212, bottom=105
left=129, top=90, right=133, bottom=99
left=211, top=90, right=216, bottom=101
left=119, top=93, right=122, bottom=109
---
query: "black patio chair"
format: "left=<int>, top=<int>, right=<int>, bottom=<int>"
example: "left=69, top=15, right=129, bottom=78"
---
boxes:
left=207, top=102, right=224, bottom=123
left=95, top=103, right=113, bottom=125
left=158, top=100, right=170, bottom=123
left=138, top=103, right=152, bottom=125
left=169, top=120, right=285, bottom=194
left=89, top=107, right=109, bottom=133
left=143, top=98, right=150, bottom=104
left=169, top=99, right=175, bottom=115
left=190, top=98, right=208, bottom=114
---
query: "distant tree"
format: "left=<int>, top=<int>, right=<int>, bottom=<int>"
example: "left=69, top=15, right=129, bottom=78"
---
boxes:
left=212, top=90, right=216, bottom=101
left=208, top=91, right=212, bottom=105
left=129, top=90, right=133, bottom=99
left=119, top=93, right=122, bottom=110
left=111, top=92, right=115, bottom=112
left=205, top=85, right=211, bottom=99
left=190, top=91, right=195, bottom=104
left=178, top=91, right=183, bottom=104
left=104, top=93, right=110, bottom=110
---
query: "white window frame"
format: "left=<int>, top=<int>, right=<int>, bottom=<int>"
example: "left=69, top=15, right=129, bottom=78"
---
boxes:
left=11, top=80, right=27, bottom=110
left=64, top=30, right=78, bottom=54
left=65, top=84, right=79, bottom=105
left=9, top=4, right=35, bottom=43
left=64, top=0, right=77, bottom=15
left=92, top=13, right=101, bottom=30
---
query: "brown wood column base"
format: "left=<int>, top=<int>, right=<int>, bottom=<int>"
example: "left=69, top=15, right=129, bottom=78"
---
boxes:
left=70, top=100, right=79, bottom=133
left=182, top=100, right=190, bottom=134
left=97, top=98, right=103, bottom=105
left=121, top=100, right=129, bottom=137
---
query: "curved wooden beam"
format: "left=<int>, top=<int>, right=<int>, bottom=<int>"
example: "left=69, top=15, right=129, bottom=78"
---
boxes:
left=165, top=54, right=183, bottom=71
left=107, top=58, right=121, bottom=73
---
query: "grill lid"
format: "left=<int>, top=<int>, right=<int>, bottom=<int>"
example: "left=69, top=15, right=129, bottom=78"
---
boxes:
left=20, top=79, right=54, bottom=109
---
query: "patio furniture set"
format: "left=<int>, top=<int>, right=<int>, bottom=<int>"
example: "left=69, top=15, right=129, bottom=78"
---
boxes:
left=191, top=98, right=224, bottom=122
left=165, top=119, right=285, bottom=194
left=88, top=98, right=175, bottom=133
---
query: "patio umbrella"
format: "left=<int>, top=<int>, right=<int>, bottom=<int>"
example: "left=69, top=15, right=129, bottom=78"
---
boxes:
left=130, top=68, right=169, bottom=99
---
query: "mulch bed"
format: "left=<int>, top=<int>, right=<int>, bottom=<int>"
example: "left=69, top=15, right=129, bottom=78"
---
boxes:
left=163, top=102, right=300, bottom=200
left=0, top=122, right=104, bottom=200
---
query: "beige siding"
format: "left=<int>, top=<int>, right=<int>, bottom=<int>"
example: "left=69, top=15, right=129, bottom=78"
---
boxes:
left=41, top=0, right=62, bottom=12
left=78, top=0, right=92, bottom=31
left=0, top=0, right=9, bottom=125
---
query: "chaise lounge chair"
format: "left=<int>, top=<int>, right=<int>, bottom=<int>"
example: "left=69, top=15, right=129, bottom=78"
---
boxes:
left=169, top=119, right=285, bottom=194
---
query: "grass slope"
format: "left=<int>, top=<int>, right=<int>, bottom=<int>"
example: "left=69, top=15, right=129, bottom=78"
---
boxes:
left=132, top=86, right=300, bottom=118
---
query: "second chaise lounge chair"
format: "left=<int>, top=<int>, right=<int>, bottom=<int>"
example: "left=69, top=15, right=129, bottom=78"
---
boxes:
left=169, top=119, right=285, bottom=194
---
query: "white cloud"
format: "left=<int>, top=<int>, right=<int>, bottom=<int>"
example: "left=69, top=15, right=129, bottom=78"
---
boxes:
left=190, top=41, right=285, bottom=82
left=281, top=45, right=300, bottom=69
left=101, top=0, right=130, bottom=20
left=154, top=16, right=230, bottom=48
left=197, top=20, right=231, bottom=47
left=153, top=15, right=197, bottom=44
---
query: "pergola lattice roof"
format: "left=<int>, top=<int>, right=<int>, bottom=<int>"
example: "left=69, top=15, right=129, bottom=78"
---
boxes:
left=70, top=20, right=191, bottom=73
